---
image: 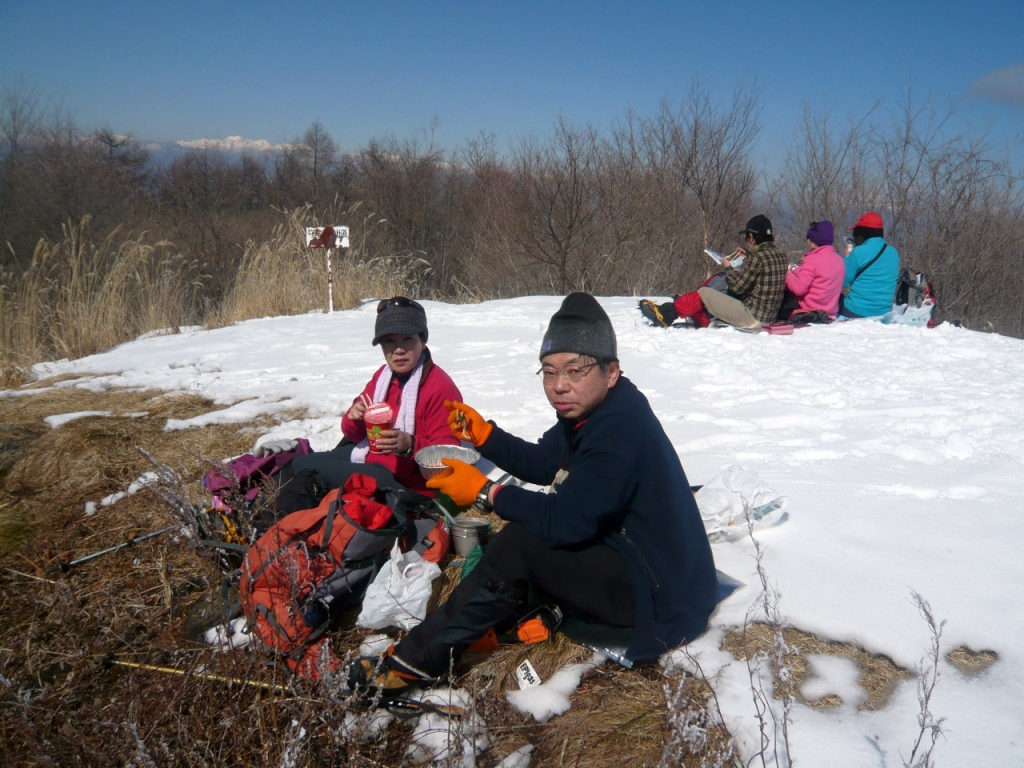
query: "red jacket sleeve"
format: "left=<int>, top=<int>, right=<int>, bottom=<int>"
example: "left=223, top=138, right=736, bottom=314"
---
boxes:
left=340, top=366, right=385, bottom=442
left=413, top=364, right=463, bottom=453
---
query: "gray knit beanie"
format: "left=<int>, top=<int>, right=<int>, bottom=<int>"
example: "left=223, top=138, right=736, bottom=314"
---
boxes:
left=372, top=297, right=429, bottom=345
left=540, top=293, right=618, bottom=362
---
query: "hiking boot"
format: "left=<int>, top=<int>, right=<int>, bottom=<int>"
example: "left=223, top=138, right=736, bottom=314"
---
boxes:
left=347, top=646, right=438, bottom=701
left=638, top=299, right=678, bottom=328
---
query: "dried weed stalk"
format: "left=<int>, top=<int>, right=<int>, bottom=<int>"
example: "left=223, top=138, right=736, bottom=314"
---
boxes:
left=900, top=591, right=946, bottom=768
left=741, top=501, right=794, bottom=768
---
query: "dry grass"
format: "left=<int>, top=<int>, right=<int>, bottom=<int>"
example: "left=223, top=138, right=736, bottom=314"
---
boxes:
left=0, top=217, right=201, bottom=370
left=721, top=623, right=911, bottom=711
left=946, top=646, right=999, bottom=676
left=206, top=209, right=433, bottom=329
left=0, top=210, right=434, bottom=383
left=0, top=378, right=739, bottom=767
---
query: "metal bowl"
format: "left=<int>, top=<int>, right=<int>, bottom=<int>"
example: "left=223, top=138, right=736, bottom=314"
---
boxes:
left=415, top=444, right=481, bottom=479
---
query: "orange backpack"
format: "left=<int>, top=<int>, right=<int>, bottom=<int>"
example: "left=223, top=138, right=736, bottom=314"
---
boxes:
left=238, top=473, right=449, bottom=678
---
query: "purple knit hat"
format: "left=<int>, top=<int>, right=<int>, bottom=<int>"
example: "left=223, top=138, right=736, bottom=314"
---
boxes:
left=807, top=220, right=834, bottom=246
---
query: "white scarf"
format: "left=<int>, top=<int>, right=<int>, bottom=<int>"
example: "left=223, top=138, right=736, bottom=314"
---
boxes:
left=351, top=355, right=424, bottom=463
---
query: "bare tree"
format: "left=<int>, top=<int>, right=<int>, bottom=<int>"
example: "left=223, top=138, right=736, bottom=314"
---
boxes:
left=509, top=116, right=602, bottom=293
left=675, top=79, right=762, bottom=251
left=355, top=121, right=461, bottom=294
left=769, top=101, right=880, bottom=248
left=0, top=79, right=46, bottom=266
left=296, top=119, right=339, bottom=208
left=772, top=88, right=1024, bottom=335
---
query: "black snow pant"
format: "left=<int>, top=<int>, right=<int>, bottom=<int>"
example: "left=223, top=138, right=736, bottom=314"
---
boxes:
left=288, top=441, right=406, bottom=492
left=394, top=521, right=635, bottom=678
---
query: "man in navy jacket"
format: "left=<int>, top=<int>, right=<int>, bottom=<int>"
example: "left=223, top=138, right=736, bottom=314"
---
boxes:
left=349, top=293, right=717, bottom=697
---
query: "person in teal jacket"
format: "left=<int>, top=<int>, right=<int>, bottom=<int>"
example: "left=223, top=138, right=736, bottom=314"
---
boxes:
left=841, top=211, right=900, bottom=318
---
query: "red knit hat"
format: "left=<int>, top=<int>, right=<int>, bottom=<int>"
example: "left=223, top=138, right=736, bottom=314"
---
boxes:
left=850, top=211, right=883, bottom=230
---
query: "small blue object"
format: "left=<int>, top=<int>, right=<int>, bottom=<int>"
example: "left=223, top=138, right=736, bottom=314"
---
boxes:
left=715, top=569, right=744, bottom=604
left=303, top=599, right=329, bottom=629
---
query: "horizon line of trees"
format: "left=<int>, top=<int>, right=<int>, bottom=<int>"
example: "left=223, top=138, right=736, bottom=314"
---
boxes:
left=3, top=78, right=1023, bottom=337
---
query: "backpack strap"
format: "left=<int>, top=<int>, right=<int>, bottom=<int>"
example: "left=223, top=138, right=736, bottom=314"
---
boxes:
left=254, top=602, right=294, bottom=643
left=321, top=493, right=340, bottom=546
left=853, top=242, right=888, bottom=283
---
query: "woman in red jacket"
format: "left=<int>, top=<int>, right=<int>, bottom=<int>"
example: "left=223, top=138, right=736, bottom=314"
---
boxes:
left=291, top=297, right=463, bottom=495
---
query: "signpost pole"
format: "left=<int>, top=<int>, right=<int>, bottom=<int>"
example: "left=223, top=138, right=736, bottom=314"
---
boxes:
left=305, top=225, right=349, bottom=313
left=326, top=247, right=334, bottom=313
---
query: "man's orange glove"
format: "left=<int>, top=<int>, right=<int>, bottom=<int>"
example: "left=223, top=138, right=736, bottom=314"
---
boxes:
left=425, top=459, right=489, bottom=507
left=444, top=400, right=493, bottom=447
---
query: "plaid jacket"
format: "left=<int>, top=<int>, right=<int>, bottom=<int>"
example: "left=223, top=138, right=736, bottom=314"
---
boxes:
left=724, top=242, right=789, bottom=324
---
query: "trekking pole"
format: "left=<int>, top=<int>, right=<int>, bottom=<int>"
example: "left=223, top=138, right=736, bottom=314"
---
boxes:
left=101, top=656, right=294, bottom=693
left=46, top=526, right=177, bottom=573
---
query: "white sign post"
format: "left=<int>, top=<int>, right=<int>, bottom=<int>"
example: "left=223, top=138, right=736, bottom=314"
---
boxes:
left=305, top=226, right=350, bottom=313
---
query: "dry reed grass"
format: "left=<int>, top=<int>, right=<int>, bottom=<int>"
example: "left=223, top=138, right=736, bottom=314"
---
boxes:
left=0, top=217, right=201, bottom=370
left=721, top=622, right=911, bottom=711
left=0, top=209, right=434, bottom=384
left=206, top=209, right=433, bottom=329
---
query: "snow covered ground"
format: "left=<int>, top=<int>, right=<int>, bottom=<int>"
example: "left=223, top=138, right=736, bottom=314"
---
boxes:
left=25, top=297, right=1024, bottom=766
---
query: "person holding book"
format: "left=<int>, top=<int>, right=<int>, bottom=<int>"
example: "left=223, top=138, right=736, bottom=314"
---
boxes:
left=639, top=214, right=789, bottom=330
left=778, top=220, right=846, bottom=319
left=841, top=212, right=900, bottom=318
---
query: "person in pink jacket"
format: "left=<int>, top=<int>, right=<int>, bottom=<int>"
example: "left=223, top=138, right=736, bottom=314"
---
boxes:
left=291, top=297, right=462, bottom=495
left=782, top=220, right=846, bottom=319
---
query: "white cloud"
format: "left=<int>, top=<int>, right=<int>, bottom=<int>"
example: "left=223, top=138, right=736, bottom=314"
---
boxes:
left=968, top=62, right=1024, bottom=105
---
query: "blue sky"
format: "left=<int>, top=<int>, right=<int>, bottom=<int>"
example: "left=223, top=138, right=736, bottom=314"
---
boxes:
left=1, top=0, right=1022, bottom=164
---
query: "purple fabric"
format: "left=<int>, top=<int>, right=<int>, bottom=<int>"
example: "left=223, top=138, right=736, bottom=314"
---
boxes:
left=806, top=220, right=834, bottom=246
left=204, top=438, right=313, bottom=501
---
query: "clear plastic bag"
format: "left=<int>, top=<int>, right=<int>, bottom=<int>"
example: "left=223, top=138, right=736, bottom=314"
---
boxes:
left=356, top=541, right=441, bottom=631
left=696, top=465, right=788, bottom=541
left=881, top=300, right=935, bottom=327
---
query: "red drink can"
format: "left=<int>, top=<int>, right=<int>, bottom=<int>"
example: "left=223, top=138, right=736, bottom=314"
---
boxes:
left=364, top=403, right=394, bottom=453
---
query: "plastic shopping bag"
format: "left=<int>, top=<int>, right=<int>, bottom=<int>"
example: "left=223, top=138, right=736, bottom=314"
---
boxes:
left=695, top=465, right=787, bottom=542
left=881, top=300, right=935, bottom=327
left=356, top=542, right=441, bottom=631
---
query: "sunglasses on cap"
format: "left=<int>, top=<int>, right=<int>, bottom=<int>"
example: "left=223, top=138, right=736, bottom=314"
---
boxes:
left=377, top=296, right=423, bottom=313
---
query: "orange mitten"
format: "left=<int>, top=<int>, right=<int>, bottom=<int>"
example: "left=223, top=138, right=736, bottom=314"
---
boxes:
left=445, top=400, right=493, bottom=447
left=425, top=459, right=488, bottom=507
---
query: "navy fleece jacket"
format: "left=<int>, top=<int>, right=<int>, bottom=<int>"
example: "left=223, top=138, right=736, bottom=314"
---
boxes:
left=482, top=376, right=717, bottom=660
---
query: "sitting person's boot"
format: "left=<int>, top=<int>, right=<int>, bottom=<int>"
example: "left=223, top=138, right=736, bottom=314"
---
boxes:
left=347, top=645, right=438, bottom=701
left=638, top=299, right=679, bottom=328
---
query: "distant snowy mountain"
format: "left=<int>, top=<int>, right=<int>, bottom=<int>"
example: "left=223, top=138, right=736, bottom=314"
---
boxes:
left=142, top=136, right=293, bottom=167
left=176, top=136, right=293, bottom=152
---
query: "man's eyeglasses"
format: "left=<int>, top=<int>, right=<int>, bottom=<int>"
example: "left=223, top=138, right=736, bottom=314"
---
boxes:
left=536, top=362, right=599, bottom=383
left=377, top=296, right=422, bottom=313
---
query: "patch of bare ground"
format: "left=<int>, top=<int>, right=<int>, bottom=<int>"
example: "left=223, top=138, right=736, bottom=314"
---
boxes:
left=1, top=380, right=738, bottom=766
left=721, top=623, right=910, bottom=711
left=946, top=646, right=998, bottom=676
